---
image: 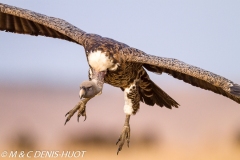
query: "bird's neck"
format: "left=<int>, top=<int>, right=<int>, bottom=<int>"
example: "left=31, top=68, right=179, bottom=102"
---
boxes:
left=92, top=79, right=104, bottom=95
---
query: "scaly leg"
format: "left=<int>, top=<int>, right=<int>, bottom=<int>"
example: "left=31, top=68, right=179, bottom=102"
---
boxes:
left=116, top=115, right=131, bottom=154
left=65, top=98, right=91, bottom=125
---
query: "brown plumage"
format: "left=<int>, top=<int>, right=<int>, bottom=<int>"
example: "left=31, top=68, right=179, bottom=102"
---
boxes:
left=1, top=3, right=239, bottom=154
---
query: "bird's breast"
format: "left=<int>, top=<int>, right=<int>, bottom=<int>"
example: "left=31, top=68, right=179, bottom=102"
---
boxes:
left=104, top=62, right=143, bottom=88
left=88, top=50, right=119, bottom=72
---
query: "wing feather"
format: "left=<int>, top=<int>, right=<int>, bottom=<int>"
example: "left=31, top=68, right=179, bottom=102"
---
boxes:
left=0, top=3, right=86, bottom=44
left=118, top=47, right=240, bottom=104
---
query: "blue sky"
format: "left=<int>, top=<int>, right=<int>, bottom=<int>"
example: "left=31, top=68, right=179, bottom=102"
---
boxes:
left=0, top=0, right=240, bottom=88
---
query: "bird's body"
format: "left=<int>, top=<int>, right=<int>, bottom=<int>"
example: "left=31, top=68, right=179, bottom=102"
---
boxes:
left=84, top=35, right=179, bottom=112
left=1, top=3, right=239, bottom=154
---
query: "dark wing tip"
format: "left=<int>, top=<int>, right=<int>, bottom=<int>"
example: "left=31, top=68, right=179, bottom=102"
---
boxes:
left=230, top=84, right=240, bottom=96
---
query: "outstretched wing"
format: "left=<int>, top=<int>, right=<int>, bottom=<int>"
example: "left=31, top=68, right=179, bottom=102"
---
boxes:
left=0, top=3, right=86, bottom=45
left=118, top=47, right=240, bottom=104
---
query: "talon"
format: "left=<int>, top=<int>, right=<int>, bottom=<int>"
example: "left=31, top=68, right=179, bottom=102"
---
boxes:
left=77, top=111, right=81, bottom=122
left=76, top=105, right=87, bottom=122
left=117, top=148, right=121, bottom=155
left=65, top=112, right=69, bottom=117
left=116, top=126, right=130, bottom=154
left=116, top=138, right=120, bottom=145
left=64, top=118, right=69, bottom=125
left=65, top=100, right=88, bottom=124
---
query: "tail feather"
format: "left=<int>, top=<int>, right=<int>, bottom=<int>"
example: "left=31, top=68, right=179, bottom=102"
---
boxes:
left=139, top=80, right=179, bottom=109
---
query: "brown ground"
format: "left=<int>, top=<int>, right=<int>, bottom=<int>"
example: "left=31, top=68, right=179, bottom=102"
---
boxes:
left=0, top=82, right=240, bottom=160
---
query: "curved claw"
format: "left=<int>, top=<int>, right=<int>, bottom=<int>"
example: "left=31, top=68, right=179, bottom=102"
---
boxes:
left=116, top=138, right=121, bottom=145
left=116, top=125, right=130, bottom=155
left=116, top=138, right=122, bottom=155
left=127, top=139, right=130, bottom=148
left=65, top=101, right=87, bottom=125
left=77, top=115, right=87, bottom=122
left=83, top=115, right=87, bottom=121
left=65, top=112, right=69, bottom=117
left=64, top=117, right=70, bottom=125
left=117, top=148, right=121, bottom=155
left=77, top=107, right=87, bottom=122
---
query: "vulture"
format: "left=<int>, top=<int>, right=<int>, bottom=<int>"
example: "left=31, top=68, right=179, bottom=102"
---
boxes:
left=1, top=3, right=240, bottom=154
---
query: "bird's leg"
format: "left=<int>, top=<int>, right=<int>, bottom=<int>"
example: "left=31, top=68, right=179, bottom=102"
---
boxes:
left=116, top=114, right=131, bottom=154
left=65, top=98, right=91, bottom=125
left=116, top=80, right=140, bottom=154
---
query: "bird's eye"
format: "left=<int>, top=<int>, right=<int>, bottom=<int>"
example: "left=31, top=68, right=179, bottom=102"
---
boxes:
left=88, top=87, right=92, bottom=91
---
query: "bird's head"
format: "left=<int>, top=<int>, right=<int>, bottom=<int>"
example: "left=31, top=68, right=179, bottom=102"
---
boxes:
left=79, top=80, right=102, bottom=99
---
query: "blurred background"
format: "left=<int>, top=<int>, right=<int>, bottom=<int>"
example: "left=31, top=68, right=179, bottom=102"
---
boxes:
left=0, top=0, right=240, bottom=159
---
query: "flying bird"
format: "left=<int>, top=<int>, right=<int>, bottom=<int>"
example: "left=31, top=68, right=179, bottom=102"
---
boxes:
left=1, top=3, right=240, bottom=154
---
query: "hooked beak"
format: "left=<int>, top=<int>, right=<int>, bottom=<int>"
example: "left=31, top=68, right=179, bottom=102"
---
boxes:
left=79, top=88, right=86, bottom=99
